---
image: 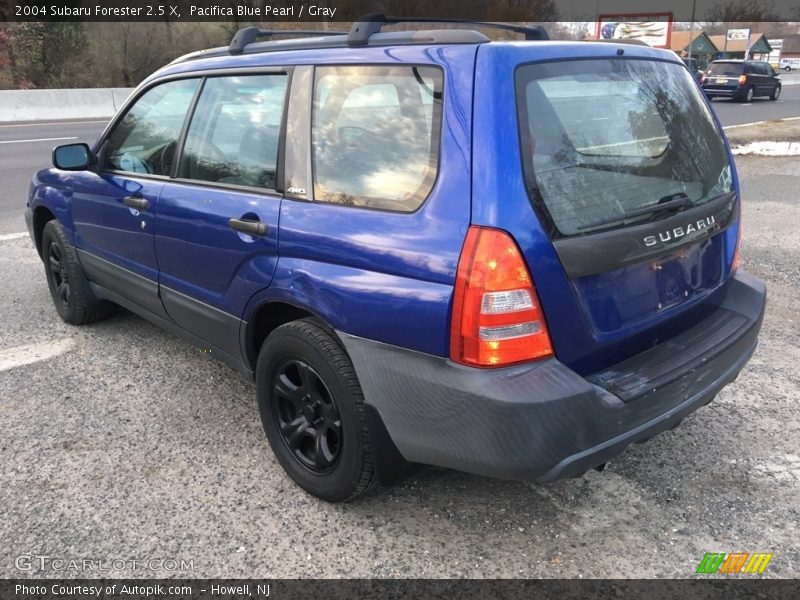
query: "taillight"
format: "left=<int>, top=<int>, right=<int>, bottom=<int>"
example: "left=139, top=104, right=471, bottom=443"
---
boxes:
left=732, top=215, right=742, bottom=273
left=450, top=226, right=553, bottom=367
left=738, top=74, right=747, bottom=86
left=701, top=75, right=707, bottom=84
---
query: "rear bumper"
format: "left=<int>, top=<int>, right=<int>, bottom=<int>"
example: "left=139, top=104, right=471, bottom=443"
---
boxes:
left=340, top=270, right=766, bottom=481
left=703, top=86, right=743, bottom=97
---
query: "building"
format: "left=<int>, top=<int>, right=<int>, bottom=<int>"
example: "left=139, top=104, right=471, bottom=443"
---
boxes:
left=708, top=33, right=772, bottom=60
left=779, top=34, right=800, bottom=60
left=670, top=30, right=718, bottom=69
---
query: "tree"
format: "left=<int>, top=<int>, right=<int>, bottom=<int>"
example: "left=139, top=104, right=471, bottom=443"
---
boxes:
left=3, top=22, right=87, bottom=88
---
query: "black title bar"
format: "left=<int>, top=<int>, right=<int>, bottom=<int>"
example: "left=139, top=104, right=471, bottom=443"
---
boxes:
left=2, top=0, right=800, bottom=22
left=1, top=579, right=799, bottom=600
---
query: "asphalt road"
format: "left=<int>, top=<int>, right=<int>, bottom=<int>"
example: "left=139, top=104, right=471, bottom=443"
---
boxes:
left=709, top=82, right=800, bottom=126
left=1, top=100, right=799, bottom=579
left=0, top=119, right=107, bottom=235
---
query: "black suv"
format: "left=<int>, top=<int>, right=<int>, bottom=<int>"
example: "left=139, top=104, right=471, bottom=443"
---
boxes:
left=702, top=59, right=781, bottom=102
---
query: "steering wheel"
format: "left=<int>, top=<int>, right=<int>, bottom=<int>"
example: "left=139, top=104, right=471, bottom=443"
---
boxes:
left=159, top=140, right=229, bottom=176
left=158, top=140, right=177, bottom=175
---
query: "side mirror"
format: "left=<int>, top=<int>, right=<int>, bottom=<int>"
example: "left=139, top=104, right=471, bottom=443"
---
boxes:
left=53, top=143, right=95, bottom=171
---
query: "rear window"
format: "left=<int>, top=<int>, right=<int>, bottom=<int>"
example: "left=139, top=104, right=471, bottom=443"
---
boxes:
left=517, top=59, right=733, bottom=237
left=707, top=62, right=744, bottom=76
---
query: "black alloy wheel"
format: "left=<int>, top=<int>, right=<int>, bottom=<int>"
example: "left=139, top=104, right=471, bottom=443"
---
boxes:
left=255, top=317, right=376, bottom=502
left=40, top=219, right=110, bottom=325
left=271, top=358, right=342, bottom=473
left=47, top=240, right=70, bottom=308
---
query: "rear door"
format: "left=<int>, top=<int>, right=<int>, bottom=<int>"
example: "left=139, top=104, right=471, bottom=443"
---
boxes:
left=473, top=50, right=739, bottom=374
left=765, top=63, right=781, bottom=93
left=154, top=71, right=288, bottom=361
left=747, top=62, right=766, bottom=94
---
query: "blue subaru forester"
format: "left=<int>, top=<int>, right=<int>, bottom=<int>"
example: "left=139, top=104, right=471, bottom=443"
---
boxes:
left=26, top=16, right=766, bottom=502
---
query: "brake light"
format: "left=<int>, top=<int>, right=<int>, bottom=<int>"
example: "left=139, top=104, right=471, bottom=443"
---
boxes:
left=450, top=226, right=553, bottom=367
left=738, top=74, right=747, bottom=86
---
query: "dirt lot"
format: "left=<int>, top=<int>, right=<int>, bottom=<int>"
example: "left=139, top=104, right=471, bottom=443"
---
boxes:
left=0, top=140, right=798, bottom=579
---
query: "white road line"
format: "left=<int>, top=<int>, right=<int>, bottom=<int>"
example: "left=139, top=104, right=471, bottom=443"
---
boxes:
left=0, top=338, right=75, bottom=373
left=0, top=136, right=77, bottom=145
left=724, top=121, right=767, bottom=129
left=0, top=232, right=28, bottom=242
left=0, top=120, right=108, bottom=128
left=723, top=116, right=800, bottom=130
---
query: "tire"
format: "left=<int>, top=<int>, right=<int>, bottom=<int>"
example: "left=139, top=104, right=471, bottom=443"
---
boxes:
left=41, top=220, right=110, bottom=325
left=785, top=66, right=791, bottom=72
left=771, top=85, right=781, bottom=101
left=256, top=318, right=376, bottom=502
left=744, top=87, right=754, bottom=102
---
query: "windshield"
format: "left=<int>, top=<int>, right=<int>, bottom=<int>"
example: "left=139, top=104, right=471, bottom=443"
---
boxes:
left=516, top=58, right=732, bottom=237
left=707, top=62, right=744, bottom=76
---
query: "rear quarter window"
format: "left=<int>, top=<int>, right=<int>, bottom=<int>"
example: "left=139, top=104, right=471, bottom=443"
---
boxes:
left=311, top=65, right=443, bottom=212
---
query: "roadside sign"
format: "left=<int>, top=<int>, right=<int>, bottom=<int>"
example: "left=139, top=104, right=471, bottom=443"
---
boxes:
left=596, top=13, right=673, bottom=48
left=727, top=29, right=750, bottom=41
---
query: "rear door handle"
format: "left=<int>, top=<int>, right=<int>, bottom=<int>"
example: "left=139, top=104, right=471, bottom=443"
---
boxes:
left=123, top=196, right=149, bottom=210
left=228, top=218, right=268, bottom=237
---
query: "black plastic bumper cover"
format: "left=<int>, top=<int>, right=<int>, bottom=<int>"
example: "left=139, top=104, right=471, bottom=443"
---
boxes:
left=339, top=270, right=766, bottom=482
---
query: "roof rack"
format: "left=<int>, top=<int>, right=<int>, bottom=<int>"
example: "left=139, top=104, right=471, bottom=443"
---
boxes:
left=229, top=27, right=341, bottom=54
left=211, top=17, right=548, bottom=62
left=347, top=13, right=549, bottom=46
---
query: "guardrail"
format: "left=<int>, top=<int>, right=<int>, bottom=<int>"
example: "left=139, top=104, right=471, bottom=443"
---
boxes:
left=0, top=88, right=135, bottom=123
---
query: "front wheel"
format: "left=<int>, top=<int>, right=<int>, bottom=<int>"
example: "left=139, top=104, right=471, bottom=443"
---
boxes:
left=41, top=220, right=110, bottom=325
left=770, top=85, right=781, bottom=101
left=256, top=318, right=376, bottom=502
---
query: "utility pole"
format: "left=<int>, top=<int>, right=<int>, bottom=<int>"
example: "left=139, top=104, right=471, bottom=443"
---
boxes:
left=687, top=0, right=697, bottom=63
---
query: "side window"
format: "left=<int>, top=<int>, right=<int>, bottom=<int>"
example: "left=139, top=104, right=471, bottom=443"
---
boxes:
left=102, top=79, right=199, bottom=176
left=178, top=74, right=288, bottom=190
left=311, top=65, right=443, bottom=212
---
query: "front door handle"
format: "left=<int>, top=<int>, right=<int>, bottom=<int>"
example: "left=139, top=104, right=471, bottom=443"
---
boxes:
left=229, top=218, right=268, bottom=237
left=123, top=196, right=149, bottom=210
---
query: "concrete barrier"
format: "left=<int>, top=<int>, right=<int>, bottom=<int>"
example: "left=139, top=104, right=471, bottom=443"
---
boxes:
left=0, top=88, right=135, bottom=123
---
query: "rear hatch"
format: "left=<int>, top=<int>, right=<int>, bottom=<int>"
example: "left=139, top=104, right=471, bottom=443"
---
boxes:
left=703, top=61, right=744, bottom=90
left=514, top=56, right=738, bottom=373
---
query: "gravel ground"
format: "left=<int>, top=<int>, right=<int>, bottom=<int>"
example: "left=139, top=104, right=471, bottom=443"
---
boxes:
left=1, top=154, right=798, bottom=579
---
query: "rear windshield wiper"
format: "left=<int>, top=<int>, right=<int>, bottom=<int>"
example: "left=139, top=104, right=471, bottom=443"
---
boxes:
left=577, top=193, right=693, bottom=232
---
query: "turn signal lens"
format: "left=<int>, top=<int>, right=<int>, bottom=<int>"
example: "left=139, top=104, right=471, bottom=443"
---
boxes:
left=732, top=217, right=742, bottom=273
left=738, top=74, right=747, bottom=86
left=450, top=226, right=553, bottom=367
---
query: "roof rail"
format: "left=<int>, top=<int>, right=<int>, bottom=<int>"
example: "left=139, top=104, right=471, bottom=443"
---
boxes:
left=229, top=27, right=341, bottom=55
left=347, top=13, right=549, bottom=46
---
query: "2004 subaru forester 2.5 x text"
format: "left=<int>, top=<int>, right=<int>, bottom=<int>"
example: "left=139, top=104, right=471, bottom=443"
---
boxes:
left=25, top=16, right=766, bottom=502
